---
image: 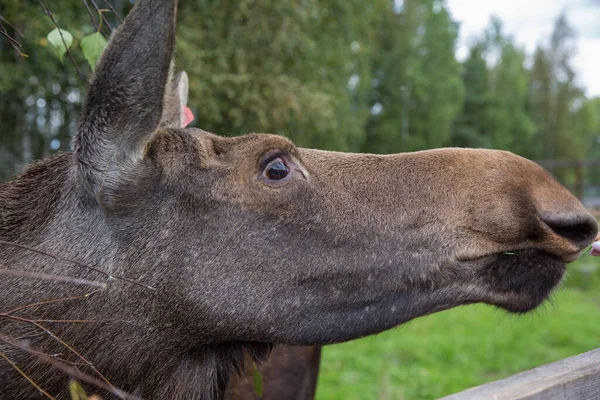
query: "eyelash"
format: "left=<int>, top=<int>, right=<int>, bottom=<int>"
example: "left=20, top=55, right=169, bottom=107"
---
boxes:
left=260, top=152, right=287, bottom=170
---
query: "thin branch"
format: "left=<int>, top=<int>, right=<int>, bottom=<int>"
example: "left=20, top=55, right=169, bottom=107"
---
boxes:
left=0, top=240, right=156, bottom=291
left=82, top=0, right=101, bottom=33
left=4, top=315, right=115, bottom=390
left=82, top=0, right=113, bottom=38
left=0, top=20, right=24, bottom=60
left=90, top=0, right=114, bottom=33
left=0, top=23, right=21, bottom=47
left=0, top=15, right=24, bottom=37
left=29, top=319, right=99, bottom=323
left=4, top=289, right=102, bottom=315
left=27, top=318, right=137, bottom=325
left=37, top=0, right=85, bottom=83
left=0, top=351, right=56, bottom=400
left=0, top=269, right=107, bottom=289
left=3, top=341, right=88, bottom=367
left=101, top=0, right=123, bottom=22
left=1, top=336, right=142, bottom=400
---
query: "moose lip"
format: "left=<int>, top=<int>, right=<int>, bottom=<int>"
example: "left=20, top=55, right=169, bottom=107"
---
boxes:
left=476, top=249, right=567, bottom=313
left=491, top=249, right=581, bottom=263
left=562, top=251, right=582, bottom=263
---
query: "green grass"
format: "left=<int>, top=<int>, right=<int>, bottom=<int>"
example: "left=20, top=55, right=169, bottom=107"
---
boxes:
left=317, top=255, right=600, bottom=400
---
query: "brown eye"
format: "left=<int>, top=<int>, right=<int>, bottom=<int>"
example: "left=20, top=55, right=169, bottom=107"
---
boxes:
left=265, top=158, right=289, bottom=180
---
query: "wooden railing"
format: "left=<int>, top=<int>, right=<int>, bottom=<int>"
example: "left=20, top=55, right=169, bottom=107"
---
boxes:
left=440, top=348, right=600, bottom=399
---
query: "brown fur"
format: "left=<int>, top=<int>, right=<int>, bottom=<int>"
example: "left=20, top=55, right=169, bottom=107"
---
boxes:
left=0, top=1, right=597, bottom=399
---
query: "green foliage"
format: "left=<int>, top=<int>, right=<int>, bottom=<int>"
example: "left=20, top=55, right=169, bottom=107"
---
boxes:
left=176, top=0, right=387, bottom=151
left=452, top=18, right=537, bottom=158
left=252, top=362, right=264, bottom=397
left=2, top=1, right=599, bottom=181
left=0, top=0, right=126, bottom=181
left=365, top=0, right=464, bottom=153
left=47, top=27, right=73, bottom=61
left=69, top=380, right=89, bottom=400
left=80, top=32, right=107, bottom=71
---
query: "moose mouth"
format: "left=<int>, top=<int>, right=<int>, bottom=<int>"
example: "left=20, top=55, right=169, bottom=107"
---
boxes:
left=475, top=249, right=568, bottom=313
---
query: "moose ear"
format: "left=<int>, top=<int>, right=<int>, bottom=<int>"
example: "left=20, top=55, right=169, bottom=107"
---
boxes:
left=74, top=0, right=177, bottom=199
left=160, top=71, right=192, bottom=128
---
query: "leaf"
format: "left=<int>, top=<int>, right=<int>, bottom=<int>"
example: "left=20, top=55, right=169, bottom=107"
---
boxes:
left=252, top=362, right=263, bottom=398
left=69, top=380, right=89, bottom=400
left=47, top=28, right=73, bottom=61
left=81, top=33, right=108, bottom=71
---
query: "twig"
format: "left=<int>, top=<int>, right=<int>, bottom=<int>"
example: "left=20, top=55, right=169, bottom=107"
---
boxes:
left=4, top=290, right=102, bottom=315
left=37, top=0, right=85, bottom=83
left=0, top=269, right=107, bottom=289
left=3, top=339, right=89, bottom=367
left=0, top=335, right=142, bottom=400
left=0, top=15, right=24, bottom=37
left=0, top=351, right=56, bottom=400
left=0, top=240, right=156, bottom=291
left=4, top=315, right=116, bottom=390
left=0, top=20, right=24, bottom=60
left=101, top=0, right=123, bottom=22
left=90, top=0, right=114, bottom=33
left=29, top=319, right=99, bottom=323
left=0, top=24, right=21, bottom=47
left=83, top=0, right=113, bottom=38
left=82, top=0, right=101, bottom=33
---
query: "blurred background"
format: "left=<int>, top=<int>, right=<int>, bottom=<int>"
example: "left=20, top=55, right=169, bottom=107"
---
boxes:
left=1, top=0, right=599, bottom=399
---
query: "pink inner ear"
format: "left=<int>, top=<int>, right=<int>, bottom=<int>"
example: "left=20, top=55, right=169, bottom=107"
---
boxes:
left=183, top=106, right=194, bottom=127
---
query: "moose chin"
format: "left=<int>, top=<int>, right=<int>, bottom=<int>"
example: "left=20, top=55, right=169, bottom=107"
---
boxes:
left=0, top=0, right=596, bottom=399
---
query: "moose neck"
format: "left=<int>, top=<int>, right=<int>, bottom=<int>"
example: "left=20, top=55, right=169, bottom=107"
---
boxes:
left=0, top=154, right=272, bottom=399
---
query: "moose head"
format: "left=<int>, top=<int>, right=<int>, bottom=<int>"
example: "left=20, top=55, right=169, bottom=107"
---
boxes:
left=0, top=0, right=596, bottom=399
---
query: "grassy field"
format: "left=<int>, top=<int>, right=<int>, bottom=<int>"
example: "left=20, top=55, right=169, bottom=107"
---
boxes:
left=316, top=254, right=600, bottom=400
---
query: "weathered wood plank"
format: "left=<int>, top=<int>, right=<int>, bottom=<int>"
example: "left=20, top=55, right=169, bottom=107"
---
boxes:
left=439, top=348, right=600, bottom=400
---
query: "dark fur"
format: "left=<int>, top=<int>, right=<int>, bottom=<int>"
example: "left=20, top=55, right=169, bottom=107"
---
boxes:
left=1, top=1, right=597, bottom=399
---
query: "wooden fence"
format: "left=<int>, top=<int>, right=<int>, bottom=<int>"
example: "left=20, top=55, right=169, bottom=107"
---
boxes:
left=440, top=348, right=600, bottom=400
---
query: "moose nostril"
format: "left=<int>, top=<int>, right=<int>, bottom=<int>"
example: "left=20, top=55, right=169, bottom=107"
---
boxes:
left=540, top=212, right=598, bottom=247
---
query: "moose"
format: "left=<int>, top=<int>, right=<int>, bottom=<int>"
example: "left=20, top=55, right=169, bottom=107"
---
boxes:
left=1, top=0, right=597, bottom=399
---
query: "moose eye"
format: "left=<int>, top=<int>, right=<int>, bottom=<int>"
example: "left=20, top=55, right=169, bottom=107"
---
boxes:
left=265, top=158, right=289, bottom=180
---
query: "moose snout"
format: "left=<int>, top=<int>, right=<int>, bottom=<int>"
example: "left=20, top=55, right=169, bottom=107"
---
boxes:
left=539, top=211, right=598, bottom=249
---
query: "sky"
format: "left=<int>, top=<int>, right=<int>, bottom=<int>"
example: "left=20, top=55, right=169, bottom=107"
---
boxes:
left=446, top=0, right=600, bottom=97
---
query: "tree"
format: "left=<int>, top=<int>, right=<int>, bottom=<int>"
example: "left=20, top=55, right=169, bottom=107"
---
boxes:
left=452, top=18, right=535, bottom=157
left=0, top=0, right=126, bottom=181
left=529, top=13, right=583, bottom=161
left=2, top=1, right=600, bottom=191
left=364, top=0, right=464, bottom=153
left=452, top=42, right=492, bottom=148
left=176, top=0, right=387, bottom=152
left=582, top=97, right=600, bottom=184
